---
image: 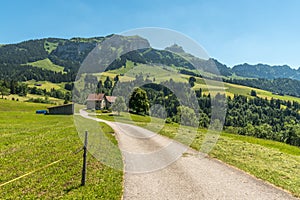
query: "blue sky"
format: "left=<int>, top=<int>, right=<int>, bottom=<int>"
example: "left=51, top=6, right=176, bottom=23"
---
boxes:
left=1, top=0, right=300, bottom=68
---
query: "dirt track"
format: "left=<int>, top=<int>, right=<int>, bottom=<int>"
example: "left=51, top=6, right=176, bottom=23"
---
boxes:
left=80, top=110, right=298, bottom=200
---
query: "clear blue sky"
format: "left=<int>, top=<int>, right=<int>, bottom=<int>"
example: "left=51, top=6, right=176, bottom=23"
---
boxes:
left=1, top=0, right=300, bottom=68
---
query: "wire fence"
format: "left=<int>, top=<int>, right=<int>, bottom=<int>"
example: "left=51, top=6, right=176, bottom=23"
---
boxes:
left=0, top=134, right=88, bottom=188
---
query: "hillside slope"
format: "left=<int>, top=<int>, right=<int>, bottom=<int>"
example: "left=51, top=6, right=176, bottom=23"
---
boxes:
left=0, top=35, right=299, bottom=97
left=232, top=63, right=300, bottom=81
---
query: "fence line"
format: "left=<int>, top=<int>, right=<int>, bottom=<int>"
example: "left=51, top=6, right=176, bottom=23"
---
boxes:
left=0, top=159, right=63, bottom=187
left=1, top=132, right=88, bottom=188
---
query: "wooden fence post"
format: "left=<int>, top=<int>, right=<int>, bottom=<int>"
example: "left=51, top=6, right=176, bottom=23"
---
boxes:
left=81, top=131, right=88, bottom=186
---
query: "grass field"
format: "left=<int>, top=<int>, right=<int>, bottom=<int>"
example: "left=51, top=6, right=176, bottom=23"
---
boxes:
left=97, top=112, right=300, bottom=197
left=223, top=82, right=300, bottom=102
left=25, top=80, right=67, bottom=92
left=27, top=58, right=65, bottom=72
left=0, top=100, right=123, bottom=199
left=68, top=62, right=300, bottom=105
left=100, top=63, right=300, bottom=103
left=191, top=76, right=300, bottom=102
left=44, top=41, right=59, bottom=53
left=3, top=94, right=64, bottom=105
left=103, top=62, right=186, bottom=83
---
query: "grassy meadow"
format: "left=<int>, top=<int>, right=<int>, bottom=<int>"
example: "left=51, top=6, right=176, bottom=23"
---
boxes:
left=0, top=99, right=123, bottom=199
left=3, top=93, right=64, bottom=105
left=25, top=80, right=67, bottom=92
left=1, top=96, right=299, bottom=198
left=44, top=41, right=59, bottom=54
left=27, top=58, right=65, bottom=73
left=99, top=63, right=300, bottom=103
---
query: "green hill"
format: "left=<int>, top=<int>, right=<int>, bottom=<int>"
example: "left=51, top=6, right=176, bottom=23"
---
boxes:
left=233, top=63, right=300, bottom=81
left=0, top=35, right=299, bottom=97
left=102, top=63, right=300, bottom=103
left=27, top=58, right=64, bottom=72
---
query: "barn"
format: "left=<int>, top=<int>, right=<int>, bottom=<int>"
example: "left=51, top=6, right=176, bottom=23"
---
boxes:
left=48, top=104, right=74, bottom=115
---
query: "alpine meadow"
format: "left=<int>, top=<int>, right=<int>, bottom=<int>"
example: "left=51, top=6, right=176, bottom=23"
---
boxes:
left=1, top=2, right=300, bottom=198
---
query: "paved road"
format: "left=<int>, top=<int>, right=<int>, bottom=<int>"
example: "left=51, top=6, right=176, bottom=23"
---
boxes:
left=79, top=110, right=298, bottom=200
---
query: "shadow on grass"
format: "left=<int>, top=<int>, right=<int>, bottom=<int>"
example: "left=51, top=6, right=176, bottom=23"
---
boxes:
left=63, top=184, right=82, bottom=194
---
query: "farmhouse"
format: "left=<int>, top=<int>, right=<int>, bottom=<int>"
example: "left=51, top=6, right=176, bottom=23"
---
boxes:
left=86, top=93, right=105, bottom=110
left=105, top=96, right=117, bottom=108
left=48, top=104, right=73, bottom=115
left=86, top=93, right=117, bottom=110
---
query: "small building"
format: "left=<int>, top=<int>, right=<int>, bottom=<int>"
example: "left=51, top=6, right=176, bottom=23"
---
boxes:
left=86, top=93, right=106, bottom=110
left=86, top=93, right=117, bottom=110
left=48, top=104, right=73, bottom=115
left=105, top=96, right=117, bottom=108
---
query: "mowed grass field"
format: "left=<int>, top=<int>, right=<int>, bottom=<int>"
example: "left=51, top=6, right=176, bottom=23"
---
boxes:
left=27, top=58, right=65, bottom=73
left=0, top=100, right=123, bottom=199
left=25, top=80, right=67, bottom=92
left=100, top=63, right=300, bottom=103
left=98, top=112, right=300, bottom=197
left=4, top=94, right=64, bottom=105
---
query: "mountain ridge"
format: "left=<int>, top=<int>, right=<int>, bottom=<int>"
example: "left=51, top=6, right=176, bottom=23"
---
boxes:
left=0, top=35, right=300, bottom=81
left=232, top=63, right=300, bottom=80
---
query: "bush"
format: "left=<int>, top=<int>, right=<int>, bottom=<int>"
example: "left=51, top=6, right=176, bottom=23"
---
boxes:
left=25, top=97, right=53, bottom=104
left=166, top=117, right=173, bottom=124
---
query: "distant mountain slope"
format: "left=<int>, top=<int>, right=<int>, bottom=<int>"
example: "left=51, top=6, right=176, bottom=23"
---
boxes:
left=0, top=34, right=299, bottom=98
left=106, top=48, right=194, bottom=71
left=0, top=35, right=150, bottom=73
left=106, top=44, right=233, bottom=77
left=0, top=39, right=49, bottom=64
left=165, top=44, right=233, bottom=76
left=1, top=36, right=299, bottom=80
left=226, top=78, right=300, bottom=98
left=232, top=63, right=300, bottom=81
left=0, top=37, right=234, bottom=77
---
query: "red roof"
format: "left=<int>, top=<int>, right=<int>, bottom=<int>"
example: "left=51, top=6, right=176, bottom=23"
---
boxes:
left=87, top=93, right=105, bottom=101
left=106, top=96, right=117, bottom=103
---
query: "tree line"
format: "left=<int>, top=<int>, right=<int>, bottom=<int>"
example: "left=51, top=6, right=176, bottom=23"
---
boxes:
left=79, top=74, right=300, bottom=147
left=0, top=64, right=76, bottom=83
left=225, top=78, right=300, bottom=98
left=0, top=80, right=72, bottom=102
left=108, top=75, right=300, bottom=147
left=4, top=71, right=299, bottom=147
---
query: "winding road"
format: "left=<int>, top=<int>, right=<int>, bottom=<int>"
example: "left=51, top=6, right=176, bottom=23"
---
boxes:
left=79, top=110, right=298, bottom=200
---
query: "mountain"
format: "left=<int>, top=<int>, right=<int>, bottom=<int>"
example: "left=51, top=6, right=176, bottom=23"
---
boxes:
left=106, top=47, right=194, bottom=72
left=164, top=44, right=233, bottom=77
left=165, top=43, right=185, bottom=53
left=232, top=63, right=300, bottom=81
left=1, top=36, right=299, bottom=81
left=164, top=44, right=300, bottom=81
left=0, top=34, right=150, bottom=73
left=0, top=37, right=234, bottom=78
left=0, top=35, right=151, bottom=81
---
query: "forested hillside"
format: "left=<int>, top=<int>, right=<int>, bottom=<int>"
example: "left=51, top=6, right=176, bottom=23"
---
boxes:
left=232, top=63, right=300, bottom=80
left=73, top=74, right=300, bottom=147
left=225, top=78, right=300, bottom=98
left=1, top=35, right=299, bottom=86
